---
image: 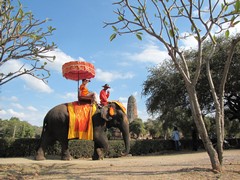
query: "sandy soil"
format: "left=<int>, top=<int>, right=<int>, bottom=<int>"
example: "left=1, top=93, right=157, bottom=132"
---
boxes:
left=0, top=150, right=239, bottom=180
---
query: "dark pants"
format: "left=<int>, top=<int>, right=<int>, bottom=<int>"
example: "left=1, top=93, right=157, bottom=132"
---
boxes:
left=174, top=140, right=180, bottom=151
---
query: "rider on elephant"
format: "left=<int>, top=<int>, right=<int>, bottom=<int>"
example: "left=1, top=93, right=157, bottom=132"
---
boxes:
left=99, top=83, right=111, bottom=106
left=79, top=79, right=97, bottom=103
left=99, top=83, right=111, bottom=121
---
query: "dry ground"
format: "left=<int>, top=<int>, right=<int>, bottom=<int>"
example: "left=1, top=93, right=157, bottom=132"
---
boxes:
left=0, top=149, right=239, bottom=180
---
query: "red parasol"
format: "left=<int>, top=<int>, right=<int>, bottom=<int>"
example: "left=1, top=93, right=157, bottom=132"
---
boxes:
left=62, top=61, right=95, bottom=81
left=62, top=61, right=95, bottom=100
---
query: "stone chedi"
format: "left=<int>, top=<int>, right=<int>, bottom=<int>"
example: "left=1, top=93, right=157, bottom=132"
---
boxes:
left=127, top=95, right=138, bottom=123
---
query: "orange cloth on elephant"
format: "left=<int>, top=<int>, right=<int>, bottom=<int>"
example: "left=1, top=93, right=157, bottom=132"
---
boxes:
left=79, top=84, right=89, bottom=96
left=67, top=101, right=96, bottom=140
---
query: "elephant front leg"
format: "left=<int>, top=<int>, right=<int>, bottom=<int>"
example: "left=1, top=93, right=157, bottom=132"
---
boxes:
left=61, top=140, right=72, bottom=160
left=92, top=142, right=104, bottom=160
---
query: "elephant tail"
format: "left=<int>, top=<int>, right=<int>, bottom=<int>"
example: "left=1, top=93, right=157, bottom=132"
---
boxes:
left=39, top=116, right=49, bottom=138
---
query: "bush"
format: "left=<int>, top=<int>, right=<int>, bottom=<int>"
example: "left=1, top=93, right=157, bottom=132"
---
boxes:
left=0, top=138, right=239, bottom=158
left=69, top=140, right=94, bottom=159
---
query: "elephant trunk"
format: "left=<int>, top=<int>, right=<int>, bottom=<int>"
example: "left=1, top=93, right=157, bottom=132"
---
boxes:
left=120, top=114, right=130, bottom=156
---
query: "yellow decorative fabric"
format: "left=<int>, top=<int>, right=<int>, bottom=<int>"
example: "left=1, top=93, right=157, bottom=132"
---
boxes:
left=110, top=101, right=127, bottom=114
left=67, top=101, right=96, bottom=140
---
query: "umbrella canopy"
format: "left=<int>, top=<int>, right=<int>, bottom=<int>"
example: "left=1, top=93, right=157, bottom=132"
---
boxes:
left=62, top=61, right=95, bottom=81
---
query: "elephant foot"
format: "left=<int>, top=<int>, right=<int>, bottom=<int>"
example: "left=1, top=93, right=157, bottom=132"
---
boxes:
left=35, top=149, right=46, bottom=161
left=35, top=154, right=46, bottom=161
left=92, top=155, right=99, bottom=160
left=97, top=148, right=104, bottom=160
left=61, top=154, right=73, bottom=161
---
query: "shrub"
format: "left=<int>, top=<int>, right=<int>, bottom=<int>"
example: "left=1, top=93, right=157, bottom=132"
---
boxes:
left=0, top=138, right=239, bottom=158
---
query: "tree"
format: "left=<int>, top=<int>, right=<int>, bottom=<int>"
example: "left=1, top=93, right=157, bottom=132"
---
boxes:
left=144, top=118, right=167, bottom=139
left=142, top=36, right=240, bottom=138
left=0, top=0, right=57, bottom=86
left=105, top=0, right=240, bottom=171
left=129, top=118, right=145, bottom=138
left=0, top=117, right=40, bottom=138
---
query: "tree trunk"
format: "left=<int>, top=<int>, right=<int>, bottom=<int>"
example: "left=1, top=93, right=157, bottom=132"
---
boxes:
left=186, top=84, right=222, bottom=171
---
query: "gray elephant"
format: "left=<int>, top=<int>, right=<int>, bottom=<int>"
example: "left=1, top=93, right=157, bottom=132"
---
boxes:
left=35, top=101, right=130, bottom=160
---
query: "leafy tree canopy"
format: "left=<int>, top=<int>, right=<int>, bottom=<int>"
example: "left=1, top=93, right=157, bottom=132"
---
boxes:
left=142, top=36, right=240, bottom=122
left=0, top=117, right=42, bottom=139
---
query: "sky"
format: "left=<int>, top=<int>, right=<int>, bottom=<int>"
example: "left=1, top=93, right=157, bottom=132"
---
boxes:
left=0, top=0, right=239, bottom=127
left=0, top=0, right=170, bottom=126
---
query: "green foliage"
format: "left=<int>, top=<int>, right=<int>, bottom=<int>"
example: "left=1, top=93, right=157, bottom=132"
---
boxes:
left=107, top=140, right=125, bottom=158
left=144, top=119, right=166, bottom=139
left=69, top=140, right=94, bottom=159
left=110, top=33, right=117, bottom=41
left=0, top=117, right=42, bottom=139
left=142, top=36, right=240, bottom=138
left=0, top=138, right=38, bottom=157
left=0, top=138, right=239, bottom=158
left=129, top=118, right=146, bottom=138
left=130, top=139, right=168, bottom=155
left=136, top=32, right=143, bottom=40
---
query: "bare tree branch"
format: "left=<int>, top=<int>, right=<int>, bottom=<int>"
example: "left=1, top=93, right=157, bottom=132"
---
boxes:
left=0, top=0, right=57, bottom=86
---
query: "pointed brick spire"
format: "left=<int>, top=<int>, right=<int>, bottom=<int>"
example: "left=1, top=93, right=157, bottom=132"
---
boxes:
left=127, top=95, right=138, bottom=123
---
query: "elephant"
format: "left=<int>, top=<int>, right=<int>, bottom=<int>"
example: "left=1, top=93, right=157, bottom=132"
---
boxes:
left=35, top=101, right=130, bottom=160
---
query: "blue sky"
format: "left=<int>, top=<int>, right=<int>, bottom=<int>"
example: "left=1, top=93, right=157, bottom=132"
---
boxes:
left=0, top=0, right=238, bottom=127
left=0, top=0, right=170, bottom=126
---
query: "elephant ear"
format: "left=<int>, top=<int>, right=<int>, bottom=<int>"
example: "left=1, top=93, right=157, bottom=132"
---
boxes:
left=109, top=106, right=115, bottom=116
left=101, top=103, right=116, bottom=121
left=108, top=103, right=116, bottom=116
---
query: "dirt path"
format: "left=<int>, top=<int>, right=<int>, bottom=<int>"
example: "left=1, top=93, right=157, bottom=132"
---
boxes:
left=0, top=150, right=240, bottom=179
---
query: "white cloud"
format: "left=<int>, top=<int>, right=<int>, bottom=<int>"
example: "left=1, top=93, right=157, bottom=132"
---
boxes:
left=11, top=103, right=24, bottom=109
left=0, top=49, right=85, bottom=93
left=0, top=107, right=45, bottom=126
left=61, top=92, right=78, bottom=100
left=21, top=75, right=54, bottom=93
left=27, top=106, right=38, bottom=112
left=95, top=68, right=135, bottom=83
left=125, top=44, right=169, bottom=64
left=44, top=49, right=82, bottom=72
left=222, top=19, right=240, bottom=36
left=0, top=59, right=23, bottom=75
left=0, top=109, right=7, bottom=116
left=10, top=96, right=19, bottom=102
left=0, top=59, right=53, bottom=93
left=7, top=109, right=25, bottom=119
left=0, top=96, right=18, bottom=102
left=180, top=34, right=198, bottom=50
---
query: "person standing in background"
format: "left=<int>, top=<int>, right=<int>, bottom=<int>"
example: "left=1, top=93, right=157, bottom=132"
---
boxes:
left=172, top=126, right=181, bottom=151
left=191, top=126, right=199, bottom=151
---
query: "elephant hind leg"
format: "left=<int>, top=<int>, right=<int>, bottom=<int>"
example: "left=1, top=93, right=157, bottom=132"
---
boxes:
left=35, top=147, right=46, bottom=161
left=35, top=133, right=55, bottom=160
